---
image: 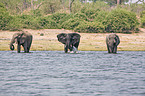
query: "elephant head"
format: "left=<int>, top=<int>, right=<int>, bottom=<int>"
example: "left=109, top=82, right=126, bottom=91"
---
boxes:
left=57, top=33, right=80, bottom=53
left=10, top=32, right=25, bottom=51
left=106, top=33, right=120, bottom=53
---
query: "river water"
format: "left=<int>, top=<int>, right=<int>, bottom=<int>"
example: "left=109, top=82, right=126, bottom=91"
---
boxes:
left=0, top=51, right=145, bottom=96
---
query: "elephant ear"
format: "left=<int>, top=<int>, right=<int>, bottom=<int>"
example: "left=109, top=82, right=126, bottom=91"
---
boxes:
left=115, top=34, right=120, bottom=45
left=57, top=33, right=67, bottom=44
left=70, top=33, right=81, bottom=44
left=18, top=32, right=25, bottom=44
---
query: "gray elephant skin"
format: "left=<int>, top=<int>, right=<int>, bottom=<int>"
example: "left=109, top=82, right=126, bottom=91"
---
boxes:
left=57, top=33, right=81, bottom=53
left=106, top=33, right=120, bottom=53
left=10, top=31, right=33, bottom=53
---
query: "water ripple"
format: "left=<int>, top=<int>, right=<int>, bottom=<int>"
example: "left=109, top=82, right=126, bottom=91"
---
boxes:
left=0, top=51, right=145, bottom=96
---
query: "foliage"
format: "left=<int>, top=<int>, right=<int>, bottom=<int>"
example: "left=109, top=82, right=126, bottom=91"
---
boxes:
left=0, top=3, right=11, bottom=30
left=80, top=2, right=108, bottom=20
left=74, top=21, right=105, bottom=33
left=73, top=13, right=88, bottom=21
left=128, top=3, right=145, bottom=15
left=6, top=16, right=23, bottom=31
left=40, top=0, right=62, bottom=14
left=94, top=11, right=108, bottom=23
left=37, top=16, right=58, bottom=29
left=140, top=10, right=145, bottom=18
left=141, top=16, right=145, bottom=28
left=140, top=10, right=145, bottom=28
left=51, top=13, right=68, bottom=23
left=30, top=9, right=43, bottom=17
left=71, top=0, right=82, bottom=13
left=61, top=17, right=82, bottom=30
left=0, top=1, right=143, bottom=33
left=102, top=8, right=139, bottom=33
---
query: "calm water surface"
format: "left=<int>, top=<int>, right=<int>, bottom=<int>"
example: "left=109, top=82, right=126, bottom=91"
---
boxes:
left=0, top=51, right=145, bottom=96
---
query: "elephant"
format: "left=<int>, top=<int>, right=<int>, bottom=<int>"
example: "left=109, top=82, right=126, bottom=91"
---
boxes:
left=106, top=33, right=120, bottom=53
left=10, top=31, right=33, bottom=53
left=57, top=33, right=81, bottom=53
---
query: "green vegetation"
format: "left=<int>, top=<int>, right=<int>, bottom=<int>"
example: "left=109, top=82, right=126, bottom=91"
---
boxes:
left=0, top=1, right=145, bottom=33
left=140, top=11, right=145, bottom=28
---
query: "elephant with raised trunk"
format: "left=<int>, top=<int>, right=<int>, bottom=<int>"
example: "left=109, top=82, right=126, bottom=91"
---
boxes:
left=57, top=33, right=81, bottom=53
left=106, top=33, right=120, bottom=53
left=10, top=31, right=33, bottom=53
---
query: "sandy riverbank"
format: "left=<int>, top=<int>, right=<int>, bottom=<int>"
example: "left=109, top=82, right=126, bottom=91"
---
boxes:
left=0, top=29, right=145, bottom=51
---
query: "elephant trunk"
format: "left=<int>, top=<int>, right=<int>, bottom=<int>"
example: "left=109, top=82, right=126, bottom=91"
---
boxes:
left=65, top=39, right=70, bottom=53
left=10, top=38, right=15, bottom=50
left=66, top=39, right=73, bottom=51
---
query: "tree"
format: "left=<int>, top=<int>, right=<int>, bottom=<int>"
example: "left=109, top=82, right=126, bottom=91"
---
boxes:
left=117, top=0, right=120, bottom=5
left=90, top=0, right=129, bottom=6
left=136, top=0, right=145, bottom=3
left=60, top=0, right=66, bottom=12
left=69, top=0, right=75, bottom=13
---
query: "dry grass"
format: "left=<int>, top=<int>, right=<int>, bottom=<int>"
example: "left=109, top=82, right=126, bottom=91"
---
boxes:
left=0, top=28, right=145, bottom=51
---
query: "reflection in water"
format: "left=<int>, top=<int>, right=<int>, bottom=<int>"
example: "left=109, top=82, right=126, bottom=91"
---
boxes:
left=0, top=51, right=145, bottom=96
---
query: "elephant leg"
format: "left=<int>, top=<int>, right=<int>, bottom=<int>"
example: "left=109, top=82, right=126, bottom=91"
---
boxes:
left=69, top=47, right=73, bottom=52
left=107, top=45, right=111, bottom=53
left=109, top=47, right=113, bottom=53
left=23, top=42, right=29, bottom=53
left=27, top=39, right=32, bottom=52
left=27, top=43, right=30, bottom=53
left=73, top=43, right=79, bottom=53
left=17, top=44, right=21, bottom=53
left=113, top=46, right=117, bottom=53
left=64, top=45, right=68, bottom=53
left=26, top=47, right=29, bottom=53
left=72, top=46, right=78, bottom=53
left=27, top=44, right=31, bottom=52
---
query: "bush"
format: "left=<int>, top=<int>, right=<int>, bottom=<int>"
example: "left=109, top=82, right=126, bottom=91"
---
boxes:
left=81, top=6, right=100, bottom=20
left=51, top=13, right=68, bottom=23
left=0, top=3, right=11, bottom=30
left=37, top=16, right=59, bottom=29
left=73, top=13, right=88, bottom=21
left=61, top=17, right=81, bottom=30
left=141, top=16, right=145, bottom=28
left=103, top=9, right=139, bottom=33
left=94, top=11, right=108, bottom=23
left=6, top=16, right=23, bottom=31
left=20, top=15, right=36, bottom=29
left=140, top=10, right=145, bottom=18
left=31, top=9, right=43, bottom=17
left=59, top=14, right=73, bottom=24
left=74, top=21, right=105, bottom=33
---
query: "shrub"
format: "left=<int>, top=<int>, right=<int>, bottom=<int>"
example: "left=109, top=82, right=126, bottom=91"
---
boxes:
left=103, top=9, right=139, bottom=33
left=37, top=16, right=59, bottom=29
left=59, top=14, right=73, bottom=24
left=6, top=16, right=23, bottom=31
left=61, top=17, right=81, bottom=30
left=0, top=3, right=11, bottom=30
left=141, top=16, right=145, bottom=28
left=140, top=11, right=145, bottom=18
left=31, top=9, right=43, bottom=17
left=81, top=7, right=100, bottom=20
left=94, top=11, right=108, bottom=23
left=20, top=15, right=36, bottom=29
left=51, top=13, right=68, bottom=23
left=74, top=21, right=105, bottom=33
left=73, top=13, right=88, bottom=21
